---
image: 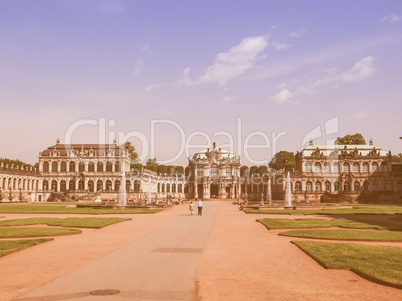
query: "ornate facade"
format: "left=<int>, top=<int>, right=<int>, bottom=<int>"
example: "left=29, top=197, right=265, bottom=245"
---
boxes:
left=187, top=143, right=241, bottom=199
left=290, top=142, right=402, bottom=203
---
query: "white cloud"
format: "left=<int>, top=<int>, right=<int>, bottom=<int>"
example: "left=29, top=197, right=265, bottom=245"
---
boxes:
left=271, top=89, right=293, bottom=104
left=174, top=68, right=194, bottom=86
left=381, top=14, right=401, bottom=24
left=141, top=44, right=152, bottom=55
left=341, top=56, right=375, bottom=82
left=98, top=0, right=124, bottom=14
left=132, top=59, right=144, bottom=77
left=223, top=95, right=238, bottom=102
left=144, top=83, right=163, bottom=92
left=272, top=41, right=290, bottom=50
left=199, top=35, right=269, bottom=86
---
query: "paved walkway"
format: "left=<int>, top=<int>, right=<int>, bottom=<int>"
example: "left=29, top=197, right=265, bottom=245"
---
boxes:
left=1, top=201, right=401, bottom=301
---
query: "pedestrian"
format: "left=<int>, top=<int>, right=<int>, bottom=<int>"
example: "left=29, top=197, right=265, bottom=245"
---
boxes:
left=197, top=199, right=203, bottom=216
left=189, top=201, right=194, bottom=215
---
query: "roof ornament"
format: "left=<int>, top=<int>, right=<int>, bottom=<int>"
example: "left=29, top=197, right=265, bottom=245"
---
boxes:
left=309, top=139, right=313, bottom=146
left=369, top=138, right=373, bottom=145
left=213, top=142, right=216, bottom=149
left=113, top=138, right=117, bottom=144
left=56, top=138, right=60, bottom=144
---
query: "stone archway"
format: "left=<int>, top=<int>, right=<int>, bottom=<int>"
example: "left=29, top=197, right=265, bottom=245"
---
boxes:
left=197, top=184, right=204, bottom=199
left=210, top=183, right=219, bottom=198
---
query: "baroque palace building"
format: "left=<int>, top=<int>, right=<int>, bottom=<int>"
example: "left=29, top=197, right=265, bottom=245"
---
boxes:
left=289, top=141, right=402, bottom=203
left=1, top=139, right=401, bottom=203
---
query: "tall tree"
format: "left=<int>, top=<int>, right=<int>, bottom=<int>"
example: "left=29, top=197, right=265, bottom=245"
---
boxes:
left=258, top=165, right=268, bottom=175
left=250, top=166, right=259, bottom=175
left=335, top=133, right=366, bottom=145
left=240, top=166, right=249, bottom=176
left=157, top=165, right=168, bottom=175
left=392, top=153, right=402, bottom=162
left=175, top=166, right=184, bottom=176
left=269, top=151, right=295, bottom=172
left=120, top=141, right=139, bottom=162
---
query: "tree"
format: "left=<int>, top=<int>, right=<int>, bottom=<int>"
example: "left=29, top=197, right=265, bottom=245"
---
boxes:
left=167, top=165, right=176, bottom=175
left=120, top=141, right=139, bottom=162
left=258, top=165, right=268, bottom=175
left=131, top=163, right=143, bottom=173
left=392, top=153, right=402, bottom=162
left=335, top=133, right=366, bottom=145
left=250, top=166, right=259, bottom=175
left=269, top=151, right=295, bottom=172
left=176, top=166, right=184, bottom=176
left=157, top=165, right=167, bottom=175
left=0, top=158, right=37, bottom=170
left=240, top=166, right=249, bottom=177
left=144, top=157, right=158, bottom=173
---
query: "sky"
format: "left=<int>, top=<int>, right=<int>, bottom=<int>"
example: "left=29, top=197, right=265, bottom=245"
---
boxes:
left=1, top=0, right=402, bottom=166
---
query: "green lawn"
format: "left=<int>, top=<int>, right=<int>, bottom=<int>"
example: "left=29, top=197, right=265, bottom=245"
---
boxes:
left=257, top=218, right=402, bottom=231
left=0, top=239, right=53, bottom=257
left=279, top=229, right=402, bottom=241
left=0, top=217, right=131, bottom=228
left=0, top=205, right=161, bottom=214
left=245, top=206, right=402, bottom=215
left=0, top=227, right=81, bottom=238
left=292, top=241, right=402, bottom=288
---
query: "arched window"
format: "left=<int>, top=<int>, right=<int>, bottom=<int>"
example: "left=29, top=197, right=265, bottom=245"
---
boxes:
left=372, top=181, right=379, bottom=191
left=114, top=180, right=120, bottom=191
left=69, top=162, right=75, bottom=172
left=380, top=162, right=388, bottom=172
left=353, top=163, right=360, bottom=173
left=106, top=180, right=112, bottom=191
left=106, top=162, right=113, bottom=172
left=381, top=181, right=388, bottom=190
left=343, top=181, right=350, bottom=192
left=88, top=161, right=95, bottom=172
left=363, top=181, right=369, bottom=191
left=88, top=180, right=94, bottom=192
left=157, top=183, right=160, bottom=193
left=69, top=180, right=75, bottom=191
left=314, top=162, right=321, bottom=173
left=211, top=164, right=218, bottom=177
left=97, top=180, right=103, bottom=191
left=126, top=180, right=131, bottom=192
left=315, top=181, right=322, bottom=192
left=253, top=184, right=258, bottom=193
left=42, top=180, right=49, bottom=191
left=115, top=161, right=121, bottom=172
left=343, top=163, right=350, bottom=173
left=323, top=162, right=330, bottom=173
left=79, top=162, right=85, bottom=172
left=372, top=162, right=379, bottom=172
left=197, top=166, right=204, bottom=177
left=247, top=184, right=252, bottom=193
left=226, top=166, right=231, bottom=177
left=166, top=183, right=171, bottom=193
left=172, top=183, right=176, bottom=193
left=78, top=180, right=84, bottom=191
left=333, top=162, right=340, bottom=173
left=52, top=162, right=58, bottom=172
left=161, top=183, right=165, bottom=193
left=241, top=184, right=245, bottom=194
left=51, top=180, right=57, bottom=191
left=43, top=161, right=49, bottom=172
left=362, top=162, right=369, bottom=173
left=178, top=183, right=183, bottom=193
left=295, top=181, right=302, bottom=192
left=61, top=161, right=67, bottom=172
left=354, top=181, right=361, bottom=191
left=134, top=180, right=141, bottom=192
left=306, top=181, right=312, bottom=192
left=305, top=162, right=312, bottom=172
left=60, top=180, right=66, bottom=192
left=334, top=181, right=339, bottom=192
left=97, top=162, right=104, bottom=172
left=325, top=181, right=331, bottom=192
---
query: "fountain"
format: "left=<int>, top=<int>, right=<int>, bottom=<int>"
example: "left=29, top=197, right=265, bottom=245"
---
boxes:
left=284, top=171, right=293, bottom=209
left=267, top=177, right=272, bottom=205
left=118, top=163, right=127, bottom=206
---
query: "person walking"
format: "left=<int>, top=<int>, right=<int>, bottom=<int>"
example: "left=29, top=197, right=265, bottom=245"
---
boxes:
left=189, top=201, right=194, bottom=215
left=197, top=199, right=203, bottom=216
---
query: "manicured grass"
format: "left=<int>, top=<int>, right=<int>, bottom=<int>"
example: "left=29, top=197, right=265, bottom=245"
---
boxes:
left=245, top=206, right=402, bottom=215
left=0, top=227, right=81, bottom=238
left=0, top=205, right=161, bottom=214
left=0, top=239, right=53, bottom=257
left=279, top=229, right=402, bottom=241
left=257, top=218, right=402, bottom=231
left=0, top=217, right=131, bottom=229
left=292, top=241, right=402, bottom=288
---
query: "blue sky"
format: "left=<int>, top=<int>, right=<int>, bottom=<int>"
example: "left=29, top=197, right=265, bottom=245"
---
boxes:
left=1, top=0, right=401, bottom=166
